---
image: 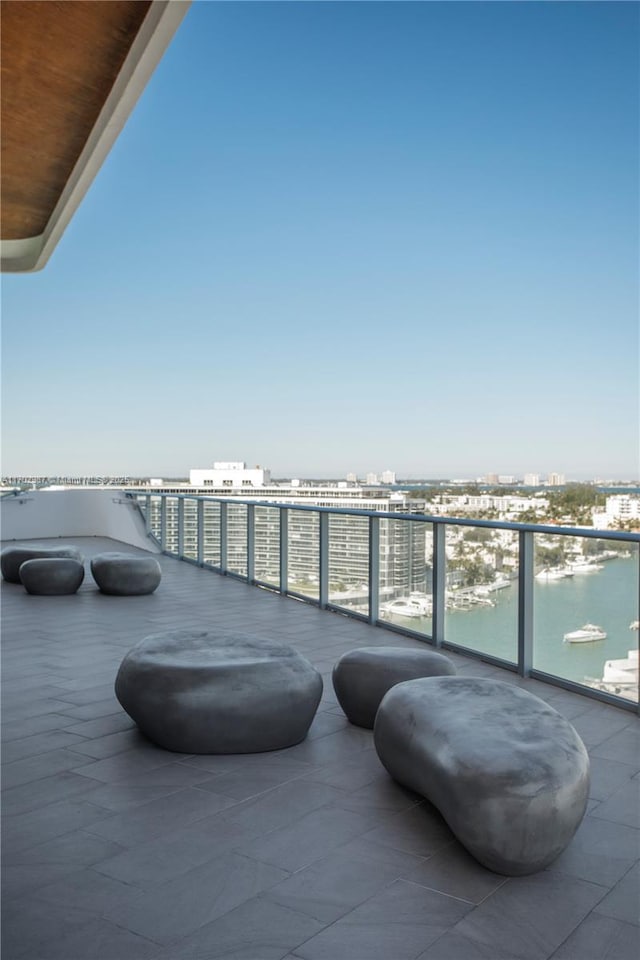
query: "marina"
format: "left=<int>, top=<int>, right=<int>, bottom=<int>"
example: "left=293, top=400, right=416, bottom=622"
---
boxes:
left=384, top=551, right=639, bottom=701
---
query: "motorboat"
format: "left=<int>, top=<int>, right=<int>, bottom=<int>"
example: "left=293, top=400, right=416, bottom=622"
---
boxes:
left=563, top=623, right=607, bottom=643
left=383, top=597, right=430, bottom=619
left=536, top=567, right=573, bottom=581
left=568, top=559, right=604, bottom=574
left=586, top=650, right=638, bottom=701
left=630, top=620, right=639, bottom=630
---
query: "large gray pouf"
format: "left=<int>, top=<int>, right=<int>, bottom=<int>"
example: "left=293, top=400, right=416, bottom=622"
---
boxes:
left=91, top=552, right=161, bottom=596
left=19, top=558, right=85, bottom=595
left=333, top=645, right=456, bottom=728
left=374, top=677, right=590, bottom=876
left=115, top=630, right=324, bottom=754
left=1, top=545, right=83, bottom=584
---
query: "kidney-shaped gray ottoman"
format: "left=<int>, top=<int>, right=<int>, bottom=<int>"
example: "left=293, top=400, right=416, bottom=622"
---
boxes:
left=374, top=676, right=590, bottom=876
left=19, top=558, right=85, bottom=595
left=115, top=630, right=323, bottom=754
left=91, top=552, right=161, bottom=596
left=332, top=645, right=456, bottom=728
left=1, top=544, right=83, bottom=584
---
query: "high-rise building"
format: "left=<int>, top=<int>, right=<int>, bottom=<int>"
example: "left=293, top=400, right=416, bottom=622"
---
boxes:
left=524, top=473, right=540, bottom=487
left=381, top=470, right=396, bottom=484
left=365, top=472, right=379, bottom=485
left=346, top=472, right=357, bottom=483
left=547, top=473, right=566, bottom=486
left=130, top=467, right=428, bottom=601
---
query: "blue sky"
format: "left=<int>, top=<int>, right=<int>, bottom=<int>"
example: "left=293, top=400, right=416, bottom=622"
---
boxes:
left=2, top=1, right=638, bottom=479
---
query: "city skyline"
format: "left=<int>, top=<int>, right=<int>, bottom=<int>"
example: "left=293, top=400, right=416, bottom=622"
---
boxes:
left=2, top=2, right=638, bottom=478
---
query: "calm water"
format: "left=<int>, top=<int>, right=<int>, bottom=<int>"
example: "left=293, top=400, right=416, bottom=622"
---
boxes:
left=387, top=553, right=639, bottom=693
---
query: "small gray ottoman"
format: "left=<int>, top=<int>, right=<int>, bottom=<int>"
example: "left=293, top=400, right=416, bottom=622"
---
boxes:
left=1, top=545, right=83, bottom=584
left=374, top=676, right=590, bottom=875
left=91, top=552, right=161, bottom=596
left=332, top=645, right=456, bottom=728
left=115, top=630, right=323, bottom=753
left=19, top=558, right=85, bottom=595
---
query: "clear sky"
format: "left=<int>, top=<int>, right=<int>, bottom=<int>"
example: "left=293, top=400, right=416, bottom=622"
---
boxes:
left=2, top=1, right=638, bottom=480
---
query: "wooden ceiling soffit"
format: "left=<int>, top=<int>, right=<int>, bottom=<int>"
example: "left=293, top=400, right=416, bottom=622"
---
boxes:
left=1, top=0, right=190, bottom=272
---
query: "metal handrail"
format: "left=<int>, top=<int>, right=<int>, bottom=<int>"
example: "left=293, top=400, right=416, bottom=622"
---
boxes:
left=127, top=490, right=640, bottom=714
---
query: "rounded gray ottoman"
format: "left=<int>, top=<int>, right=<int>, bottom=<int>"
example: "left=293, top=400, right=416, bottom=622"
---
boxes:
left=1, top=545, right=83, bottom=584
left=332, top=645, right=456, bottom=728
left=19, top=558, right=85, bottom=595
left=115, top=630, right=324, bottom=754
left=374, top=677, right=590, bottom=876
left=91, top=552, right=161, bottom=596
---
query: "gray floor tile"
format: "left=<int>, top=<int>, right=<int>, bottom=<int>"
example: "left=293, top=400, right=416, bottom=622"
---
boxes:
left=32, top=866, right=141, bottom=916
left=551, top=912, right=640, bottom=959
left=358, top=802, right=454, bottom=859
left=153, top=895, right=324, bottom=960
left=400, top=842, right=508, bottom=904
left=588, top=756, right=638, bottom=802
left=452, top=873, right=610, bottom=960
left=294, top=878, right=473, bottom=960
left=590, top=778, right=640, bottom=829
left=594, top=863, right=640, bottom=925
left=105, top=853, right=288, bottom=945
left=546, top=815, right=640, bottom=888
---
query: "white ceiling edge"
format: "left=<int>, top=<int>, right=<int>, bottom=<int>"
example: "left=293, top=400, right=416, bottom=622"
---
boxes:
left=1, top=0, right=192, bottom=274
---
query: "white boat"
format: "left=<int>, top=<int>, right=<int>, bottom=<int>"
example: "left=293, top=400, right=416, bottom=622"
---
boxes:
left=383, top=597, right=430, bottom=619
left=563, top=623, right=607, bottom=643
left=568, top=560, right=604, bottom=574
left=586, top=649, right=638, bottom=701
left=536, top=567, right=573, bottom=581
left=630, top=620, right=639, bottom=631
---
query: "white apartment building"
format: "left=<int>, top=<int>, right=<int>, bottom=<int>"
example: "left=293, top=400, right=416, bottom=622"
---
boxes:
left=546, top=473, right=566, bottom=486
left=190, top=461, right=271, bottom=488
left=592, top=495, right=640, bottom=529
left=523, top=474, right=540, bottom=487
left=129, top=467, right=427, bottom=601
left=381, top=470, right=396, bottom=484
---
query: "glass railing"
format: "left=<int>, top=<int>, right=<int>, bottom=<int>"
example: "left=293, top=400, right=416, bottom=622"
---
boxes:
left=129, top=491, right=640, bottom=712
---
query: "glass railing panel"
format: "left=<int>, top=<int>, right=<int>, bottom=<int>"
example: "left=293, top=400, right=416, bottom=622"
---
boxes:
left=288, top=509, right=319, bottom=600
left=444, top=524, right=518, bottom=663
left=533, top=536, right=639, bottom=704
left=202, top=500, right=221, bottom=567
left=328, top=515, right=369, bottom=615
left=254, top=506, right=280, bottom=586
left=226, top=503, right=248, bottom=576
left=164, top=497, right=180, bottom=554
left=146, top=495, right=163, bottom=541
left=182, top=499, right=199, bottom=561
left=378, top=518, right=432, bottom=636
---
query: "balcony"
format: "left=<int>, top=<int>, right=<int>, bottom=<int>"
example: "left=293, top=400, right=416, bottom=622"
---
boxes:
left=2, top=493, right=639, bottom=960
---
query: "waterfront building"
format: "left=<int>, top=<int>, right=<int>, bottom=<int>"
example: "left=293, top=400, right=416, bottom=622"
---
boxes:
left=381, top=469, right=396, bottom=484
left=365, top=472, right=379, bottom=485
left=129, top=468, right=428, bottom=601
left=345, top=471, right=357, bottom=482
left=593, top=494, right=640, bottom=529
left=524, top=472, right=541, bottom=486
left=547, top=472, right=566, bottom=486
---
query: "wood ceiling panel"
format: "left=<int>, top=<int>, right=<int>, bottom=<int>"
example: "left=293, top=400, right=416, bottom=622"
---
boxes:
left=1, top=0, right=153, bottom=240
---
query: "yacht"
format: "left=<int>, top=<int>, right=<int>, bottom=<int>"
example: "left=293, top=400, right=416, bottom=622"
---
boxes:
left=536, top=567, right=573, bottom=581
left=568, top=559, right=604, bottom=574
left=563, top=623, right=607, bottom=643
left=383, top=597, right=430, bottom=619
left=587, top=650, right=639, bottom=701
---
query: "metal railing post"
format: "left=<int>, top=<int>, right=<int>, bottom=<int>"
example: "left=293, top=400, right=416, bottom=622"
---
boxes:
left=145, top=494, right=151, bottom=535
left=247, top=504, right=255, bottom=583
left=369, top=515, right=380, bottom=624
left=319, top=511, right=329, bottom=609
left=431, top=522, right=446, bottom=647
left=518, top=529, right=534, bottom=676
left=220, top=501, right=228, bottom=574
left=279, top=507, right=288, bottom=595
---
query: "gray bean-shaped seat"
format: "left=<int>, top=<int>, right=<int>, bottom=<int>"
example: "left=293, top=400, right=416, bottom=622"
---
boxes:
left=91, top=552, right=161, bottom=595
left=332, top=645, right=456, bottom=728
left=1, top=545, right=83, bottom=584
left=115, top=630, right=323, bottom=753
left=19, top=558, right=85, bottom=595
left=374, top=676, right=590, bottom=876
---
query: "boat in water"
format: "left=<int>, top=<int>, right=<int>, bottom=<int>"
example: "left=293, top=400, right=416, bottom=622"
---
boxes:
left=568, top=559, right=604, bottom=574
left=563, top=623, right=607, bottom=643
left=586, top=649, right=638, bottom=702
left=382, top=597, right=431, bottom=619
left=536, top=567, right=574, bottom=581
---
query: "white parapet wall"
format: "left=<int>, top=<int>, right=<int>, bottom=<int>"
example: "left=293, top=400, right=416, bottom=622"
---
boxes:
left=0, top=488, right=159, bottom=552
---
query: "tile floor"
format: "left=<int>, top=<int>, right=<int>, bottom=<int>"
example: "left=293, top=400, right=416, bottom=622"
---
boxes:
left=2, top=538, right=638, bottom=960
